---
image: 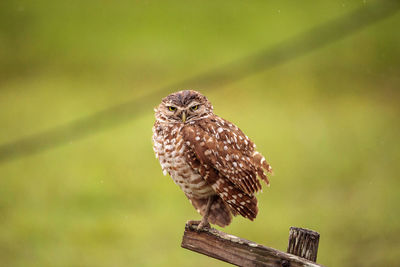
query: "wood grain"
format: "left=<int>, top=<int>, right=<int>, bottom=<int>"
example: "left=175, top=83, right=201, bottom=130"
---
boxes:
left=287, top=227, right=320, bottom=262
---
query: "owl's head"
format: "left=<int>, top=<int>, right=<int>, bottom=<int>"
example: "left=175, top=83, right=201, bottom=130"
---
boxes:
left=155, top=90, right=213, bottom=123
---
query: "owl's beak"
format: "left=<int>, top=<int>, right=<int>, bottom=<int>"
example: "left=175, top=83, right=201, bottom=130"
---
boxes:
left=181, top=111, right=186, bottom=123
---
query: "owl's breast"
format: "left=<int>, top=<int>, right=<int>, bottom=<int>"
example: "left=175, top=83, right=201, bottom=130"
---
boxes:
left=152, top=123, right=214, bottom=198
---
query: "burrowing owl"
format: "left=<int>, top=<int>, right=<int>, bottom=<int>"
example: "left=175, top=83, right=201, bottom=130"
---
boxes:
left=152, top=90, right=272, bottom=229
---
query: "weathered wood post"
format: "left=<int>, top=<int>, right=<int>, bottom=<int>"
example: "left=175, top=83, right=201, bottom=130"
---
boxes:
left=287, top=227, right=320, bottom=262
left=181, top=221, right=323, bottom=267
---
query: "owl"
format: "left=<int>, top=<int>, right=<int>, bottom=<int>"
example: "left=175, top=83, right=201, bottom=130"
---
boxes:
left=152, top=90, right=272, bottom=229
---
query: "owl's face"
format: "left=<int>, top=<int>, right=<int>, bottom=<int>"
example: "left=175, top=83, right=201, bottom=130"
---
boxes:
left=155, top=90, right=213, bottom=123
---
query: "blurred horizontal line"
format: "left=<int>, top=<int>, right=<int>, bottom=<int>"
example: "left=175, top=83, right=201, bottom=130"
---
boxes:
left=0, top=0, right=399, bottom=164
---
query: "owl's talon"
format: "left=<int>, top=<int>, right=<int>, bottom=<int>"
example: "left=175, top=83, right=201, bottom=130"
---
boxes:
left=197, top=220, right=210, bottom=231
left=187, top=220, right=210, bottom=231
left=187, top=220, right=201, bottom=230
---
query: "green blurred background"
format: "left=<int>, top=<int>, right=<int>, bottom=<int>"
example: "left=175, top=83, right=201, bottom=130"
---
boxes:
left=1, top=1, right=399, bottom=266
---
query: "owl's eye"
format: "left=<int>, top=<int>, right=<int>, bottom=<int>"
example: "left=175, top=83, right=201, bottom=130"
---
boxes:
left=190, top=105, right=199, bottom=111
left=168, top=106, right=177, bottom=112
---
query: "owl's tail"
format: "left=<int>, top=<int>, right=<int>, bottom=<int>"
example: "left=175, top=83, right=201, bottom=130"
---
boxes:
left=189, top=195, right=233, bottom=227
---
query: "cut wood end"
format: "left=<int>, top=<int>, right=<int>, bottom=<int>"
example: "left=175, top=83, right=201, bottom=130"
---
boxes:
left=290, top=227, right=320, bottom=237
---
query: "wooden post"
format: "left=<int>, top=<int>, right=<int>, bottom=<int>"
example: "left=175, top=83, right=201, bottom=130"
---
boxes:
left=181, top=221, right=324, bottom=267
left=287, top=227, right=320, bottom=262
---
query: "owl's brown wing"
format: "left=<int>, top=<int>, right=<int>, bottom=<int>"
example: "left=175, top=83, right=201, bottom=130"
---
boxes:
left=182, top=117, right=271, bottom=196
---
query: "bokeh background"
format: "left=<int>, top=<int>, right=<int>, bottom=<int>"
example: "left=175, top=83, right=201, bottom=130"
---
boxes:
left=1, top=1, right=399, bottom=266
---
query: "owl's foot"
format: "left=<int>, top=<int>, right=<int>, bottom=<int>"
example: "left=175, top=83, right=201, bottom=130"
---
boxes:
left=187, top=219, right=210, bottom=231
left=197, top=196, right=214, bottom=230
left=187, top=220, right=209, bottom=231
left=197, top=218, right=210, bottom=230
left=187, top=220, right=201, bottom=229
left=187, top=196, right=215, bottom=231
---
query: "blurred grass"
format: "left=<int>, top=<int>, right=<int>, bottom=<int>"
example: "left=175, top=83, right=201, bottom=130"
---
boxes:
left=1, top=1, right=400, bottom=266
